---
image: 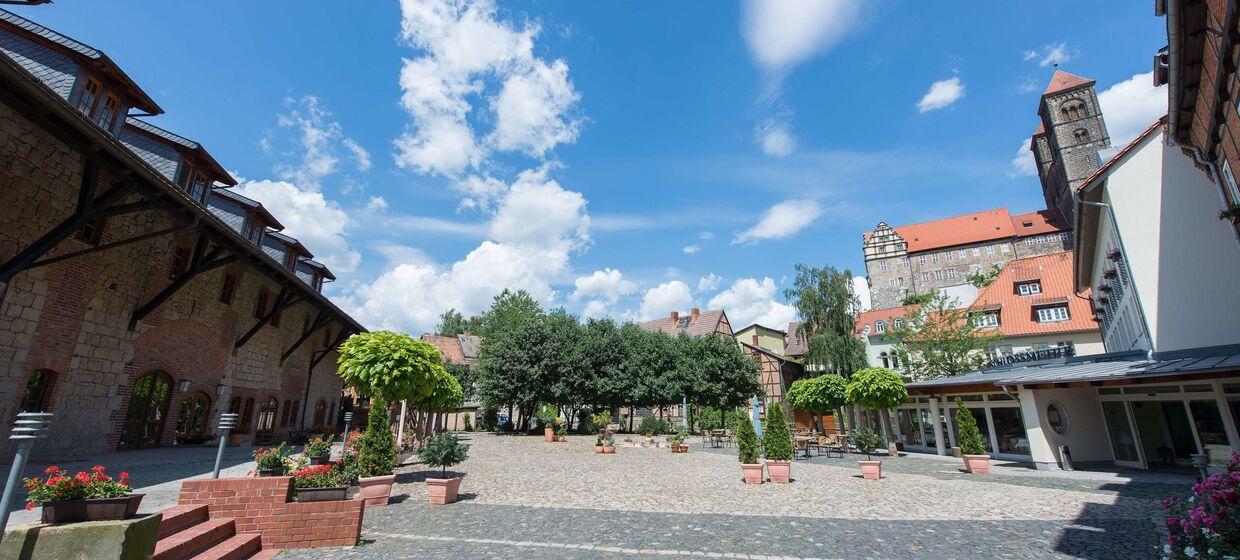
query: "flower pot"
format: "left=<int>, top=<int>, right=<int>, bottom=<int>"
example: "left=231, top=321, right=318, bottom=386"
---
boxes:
left=859, top=460, right=882, bottom=480
left=679, top=445, right=689, bottom=453
left=426, top=476, right=463, bottom=505
left=555, top=435, right=565, bottom=442
left=295, top=486, right=348, bottom=502
left=544, top=427, right=555, bottom=442
left=603, top=446, right=615, bottom=454
left=741, top=463, right=764, bottom=484
left=595, top=445, right=605, bottom=453
left=963, top=454, right=991, bottom=474
left=309, top=455, right=331, bottom=466
left=358, top=474, right=396, bottom=507
left=767, top=460, right=791, bottom=483
left=40, top=494, right=144, bottom=523
left=257, top=468, right=283, bottom=477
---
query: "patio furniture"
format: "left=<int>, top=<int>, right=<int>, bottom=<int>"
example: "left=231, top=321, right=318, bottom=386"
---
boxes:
left=793, top=435, right=814, bottom=459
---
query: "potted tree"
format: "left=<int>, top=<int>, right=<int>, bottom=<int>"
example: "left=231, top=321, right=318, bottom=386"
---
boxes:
left=419, top=431, right=470, bottom=505
left=786, top=374, right=848, bottom=434
left=292, top=463, right=348, bottom=502
left=955, top=398, right=990, bottom=474
left=844, top=368, right=908, bottom=456
left=736, top=413, right=764, bottom=484
left=763, top=403, right=794, bottom=483
left=303, top=437, right=332, bottom=466
left=338, top=331, right=456, bottom=507
left=254, top=443, right=291, bottom=477
left=850, top=428, right=886, bottom=480
left=537, top=405, right=558, bottom=442
left=24, top=466, right=142, bottom=523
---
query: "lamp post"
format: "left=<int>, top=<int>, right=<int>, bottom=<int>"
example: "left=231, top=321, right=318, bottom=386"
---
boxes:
left=342, top=412, right=353, bottom=442
left=0, top=412, right=51, bottom=536
left=212, top=413, right=239, bottom=479
left=751, top=398, right=763, bottom=440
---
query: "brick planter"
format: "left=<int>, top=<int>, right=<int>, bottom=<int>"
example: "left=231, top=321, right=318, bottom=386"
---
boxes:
left=178, top=477, right=363, bottom=549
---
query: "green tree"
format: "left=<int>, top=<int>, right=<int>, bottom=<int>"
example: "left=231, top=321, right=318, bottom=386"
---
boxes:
left=762, top=402, right=794, bottom=461
left=436, top=308, right=481, bottom=337
left=474, top=291, right=545, bottom=429
left=444, top=362, right=473, bottom=401
left=735, top=409, right=761, bottom=464
left=355, top=396, right=397, bottom=477
left=337, top=331, right=447, bottom=404
left=677, top=333, right=762, bottom=411
left=891, top=291, right=1002, bottom=380
left=581, top=318, right=626, bottom=411
left=966, top=263, right=1003, bottom=288
left=543, top=309, right=591, bottom=430
left=785, top=374, right=848, bottom=432
left=418, top=431, right=470, bottom=478
left=617, top=324, right=677, bottom=430
left=901, top=291, right=937, bottom=306
left=954, top=398, right=986, bottom=455
left=845, top=367, right=907, bottom=445
left=478, top=289, right=542, bottom=340
left=783, top=264, right=868, bottom=376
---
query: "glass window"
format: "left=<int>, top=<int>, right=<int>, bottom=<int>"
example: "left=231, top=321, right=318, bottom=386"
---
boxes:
left=1036, top=306, right=1069, bottom=323
left=1102, top=401, right=1139, bottom=461
left=918, top=255, right=926, bottom=265
left=874, top=320, right=886, bottom=333
left=1018, top=282, right=1041, bottom=295
left=957, top=249, right=967, bottom=259
left=95, top=93, right=121, bottom=131
left=1000, top=244, right=1010, bottom=254
left=932, top=254, right=940, bottom=263
left=972, top=247, right=981, bottom=256
left=1189, top=401, right=1231, bottom=446
left=257, top=397, right=279, bottom=432
left=1046, top=402, right=1068, bottom=435
left=76, top=78, right=102, bottom=115
left=18, top=370, right=56, bottom=412
left=986, top=245, right=996, bottom=255
left=991, top=407, right=1030, bottom=455
left=898, top=409, right=922, bottom=445
left=1223, top=159, right=1240, bottom=203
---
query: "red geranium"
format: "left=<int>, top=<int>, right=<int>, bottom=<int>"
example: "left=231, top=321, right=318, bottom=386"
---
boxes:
left=23, top=465, right=133, bottom=510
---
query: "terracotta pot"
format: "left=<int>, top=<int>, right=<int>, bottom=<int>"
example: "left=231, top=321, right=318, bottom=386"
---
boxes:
left=426, top=476, right=463, bottom=505
left=358, top=474, right=396, bottom=507
left=859, top=460, right=882, bottom=480
left=603, top=446, right=615, bottom=454
left=555, top=435, right=565, bottom=442
left=309, top=455, right=331, bottom=466
left=741, top=463, right=764, bottom=484
left=595, top=445, right=605, bottom=453
left=295, top=486, right=348, bottom=502
left=679, top=445, right=689, bottom=453
left=544, top=427, right=555, bottom=442
left=767, top=460, right=791, bottom=483
left=41, top=494, right=144, bottom=523
left=963, top=454, right=991, bottom=474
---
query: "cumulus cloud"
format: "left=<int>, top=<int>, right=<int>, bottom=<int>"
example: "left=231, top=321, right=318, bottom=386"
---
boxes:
left=233, top=179, right=361, bottom=273
left=364, top=196, right=389, bottom=213
left=707, top=277, right=797, bottom=329
left=1098, top=71, right=1168, bottom=146
left=270, top=96, right=370, bottom=189
left=1023, top=43, right=1073, bottom=68
left=393, top=0, right=581, bottom=177
left=733, top=199, right=822, bottom=244
left=639, top=281, right=693, bottom=320
left=682, top=245, right=701, bottom=254
left=756, top=119, right=796, bottom=157
left=697, top=273, right=722, bottom=294
left=917, top=76, right=965, bottom=113
left=851, top=276, right=871, bottom=312
left=1010, top=138, right=1037, bottom=177
left=741, top=0, right=862, bottom=72
left=571, top=268, right=636, bottom=303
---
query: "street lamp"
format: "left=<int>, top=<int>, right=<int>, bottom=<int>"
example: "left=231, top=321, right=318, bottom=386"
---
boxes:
left=212, top=413, right=239, bottom=479
left=342, top=412, right=353, bottom=442
left=0, top=412, right=52, bottom=536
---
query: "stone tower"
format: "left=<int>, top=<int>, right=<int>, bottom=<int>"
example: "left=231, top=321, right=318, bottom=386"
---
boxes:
left=862, top=222, right=909, bottom=310
left=1033, top=70, right=1111, bottom=224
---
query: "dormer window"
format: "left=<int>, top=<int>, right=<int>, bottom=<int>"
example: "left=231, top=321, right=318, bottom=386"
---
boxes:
left=874, top=320, right=887, bottom=334
left=241, top=218, right=259, bottom=244
left=313, top=274, right=324, bottom=292
left=1036, top=306, right=1070, bottom=323
left=973, top=312, right=1000, bottom=328
left=76, top=77, right=102, bottom=115
left=283, top=251, right=297, bottom=271
left=177, top=163, right=209, bottom=203
left=1017, top=281, right=1041, bottom=296
left=675, top=317, right=690, bottom=328
left=95, top=93, right=122, bottom=132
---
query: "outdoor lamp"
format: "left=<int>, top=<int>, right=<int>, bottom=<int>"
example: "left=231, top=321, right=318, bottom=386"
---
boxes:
left=178, top=380, right=191, bottom=392
left=216, top=383, right=227, bottom=396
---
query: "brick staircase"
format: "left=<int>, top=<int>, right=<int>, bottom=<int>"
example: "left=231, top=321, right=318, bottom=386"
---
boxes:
left=154, top=505, right=279, bottom=560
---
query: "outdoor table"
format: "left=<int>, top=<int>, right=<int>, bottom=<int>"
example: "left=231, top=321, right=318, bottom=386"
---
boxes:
left=793, top=435, right=814, bottom=459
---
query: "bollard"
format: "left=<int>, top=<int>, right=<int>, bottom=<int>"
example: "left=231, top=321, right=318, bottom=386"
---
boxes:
left=0, top=412, right=51, bottom=536
left=212, top=413, right=239, bottom=479
left=342, top=412, right=353, bottom=443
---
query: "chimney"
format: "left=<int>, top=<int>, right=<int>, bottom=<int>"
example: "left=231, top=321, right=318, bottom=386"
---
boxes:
left=690, top=308, right=700, bottom=322
left=752, top=334, right=759, bottom=346
left=670, top=311, right=679, bottom=323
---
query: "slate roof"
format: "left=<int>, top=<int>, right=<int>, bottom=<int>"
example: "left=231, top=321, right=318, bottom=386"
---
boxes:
left=906, top=346, right=1240, bottom=391
left=420, top=334, right=480, bottom=366
left=211, top=188, right=283, bottom=230
left=298, top=257, right=334, bottom=281
left=264, top=230, right=312, bottom=258
left=125, top=118, right=235, bottom=185
left=1043, top=70, right=1095, bottom=96
left=458, top=334, right=481, bottom=361
left=637, top=309, right=729, bottom=337
left=969, top=252, right=1098, bottom=337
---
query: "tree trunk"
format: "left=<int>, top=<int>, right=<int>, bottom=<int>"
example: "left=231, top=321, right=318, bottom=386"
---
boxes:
left=507, top=404, right=514, bottom=429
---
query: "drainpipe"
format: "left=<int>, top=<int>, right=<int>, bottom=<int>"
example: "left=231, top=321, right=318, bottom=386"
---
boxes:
left=1075, top=197, right=1155, bottom=356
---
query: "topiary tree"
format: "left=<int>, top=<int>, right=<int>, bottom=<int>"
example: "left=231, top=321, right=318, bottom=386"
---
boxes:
left=844, top=368, right=908, bottom=446
left=736, top=410, right=761, bottom=464
left=418, top=431, right=470, bottom=478
left=785, top=374, right=848, bottom=433
left=355, top=397, right=397, bottom=477
left=849, top=427, right=886, bottom=461
left=954, top=398, right=986, bottom=456
left=337, top=331, right=447, bottom=404
left=762, top=402, right=794, bottom=462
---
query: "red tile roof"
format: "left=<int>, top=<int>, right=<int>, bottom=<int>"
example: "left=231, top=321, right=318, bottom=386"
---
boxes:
left=420, top=334, right=467, bottom=365
left=1034, top=122, right=1045, bottom=136
left=868, top=208, right=1015, bottom=252
left=969, top=252, right=1098, bottom=337
left=1043, top=70, right=1095, bottom=96
left=855, top=305, right=919, bottom=336
left=1010, top=209, right=1070, bottom=237
left=637, top=309, right=732, bottom=337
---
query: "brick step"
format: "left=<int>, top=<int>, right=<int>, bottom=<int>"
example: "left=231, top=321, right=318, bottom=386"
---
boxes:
left=153, top=518, right=235, bottom=560
left=247, top=550, right=280, bottom=560
left=187, top=533, right=262, bottom=560
left=158, top=505, right=210, bottom=540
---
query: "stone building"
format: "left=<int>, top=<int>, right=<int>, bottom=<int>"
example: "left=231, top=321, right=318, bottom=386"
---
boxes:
left=863, top=208, right=1072, bottom=309
left=0, top=10, right=362, bottom=458
left=1032, top=70, right=1112, bottom=223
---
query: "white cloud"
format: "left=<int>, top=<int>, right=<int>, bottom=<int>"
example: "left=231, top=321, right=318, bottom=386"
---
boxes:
left=639, top=281, right=693, bottom=320
left=488, top=168, right=590, bottom=253
left=233, top=179, right=361, bottom=273
left=682, top=245, right=701, bottom=254
left=697, top=273, right=722, bottom=294
left=393, top=0, right=581, bottom=177
left=917, top=77, right=965, bottom=113
left=733, top=199, right=822, bottom=244
left=707, top=277, right=797, bottom=329
left=270, top=96, right=369, bottom=189
left=1024, top=43, right=1073, bottom=68
left=342, top=138, right=372, bottom=172
left=756, top=119, right=796, bottom=157
left=364, top=196, right=389, bottom=213
left=699, top=231, right=715, bottom=241
left=1010, top=138, right=1037, bottom=177
left=741, top=0, right=862, bottom=72
left=571, top=268, right=636, bottom=303
left=581, top=300, right=610, bottom=320
left=450, top=175, right=507, bottom=212
left=852, top=276, right=871, bottom=312
left=1098, top=71, right=1168, bottom=146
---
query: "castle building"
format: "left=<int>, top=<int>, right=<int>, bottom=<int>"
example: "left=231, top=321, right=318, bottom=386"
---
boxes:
left=1032, top=70, right=1112, bottom=223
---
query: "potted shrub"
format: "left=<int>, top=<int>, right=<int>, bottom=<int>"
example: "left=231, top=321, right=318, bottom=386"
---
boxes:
left=955, top=398, right=990, bottom=474
left=595, top=428, right=616, bottom=454
left=1163, top=452, right=1240, bottom=558
left=763, top=403, right=794, bottom=483
left=844, top=368, right=908, bottom=456
left=851, top=428, right=886, bottom=480
left=303, top=437, right=332, bottom=466
left=553, top=418, right=567, bottom=442
left=666, top=430, right=683, bottom=452
left=254, top=443, right=291, bottom=477
left=537, top=405, right=558, bottom=442
left=736, top=414, right=764, bottom=484
left=419, top=431, right=470, bottom=505
left=292, top=463, right=348, bottom=502
left=24, top=466, right=142, bottom=523
left=355, top=397, right=398, bottom=507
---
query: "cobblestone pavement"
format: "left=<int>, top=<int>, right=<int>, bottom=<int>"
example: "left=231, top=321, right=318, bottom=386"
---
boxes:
left=279, top=433, right=1186, bottom=559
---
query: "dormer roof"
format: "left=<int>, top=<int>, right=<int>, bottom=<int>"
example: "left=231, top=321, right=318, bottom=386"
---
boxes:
left=209, top=188, right=283, bottom=230
left=298, top=257, right=335, bottom=281
left=1042, top=70, right=1094, bottom=97
left=265, top=230, right=312, bottom=259
left=124, top=118, right=235, bottom=186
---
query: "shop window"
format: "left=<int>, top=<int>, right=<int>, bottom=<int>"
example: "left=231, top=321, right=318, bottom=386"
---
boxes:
left=18, top=370, right=56, bottom=413
left=1189, top=401, right=1231, bottom=446
left=257, top=398, right=278, bottom=432
left=991, top=407, right=1030, bottom=455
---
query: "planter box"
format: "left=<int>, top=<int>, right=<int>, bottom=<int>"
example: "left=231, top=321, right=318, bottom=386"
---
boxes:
left=963, top=454, right=991, bottom=474
left=544, top=427, right=555, bottom=442
left=258, top=468, right=284, bottom=477
left=358, top=474, right=396, bottom=507
left=2, top=511, right=159, bottom=560
left=859, top=460, right=882, bottom=480
left=40, top=494, right=144, bottom=524
left=603, top=446, right=615, bottom=454
left=308, top=455, right=331, bottom=466
left=295, top=486, right=349, bottom=502
left=767, top=460, right=791, bottom=483
left=554, top=435, right=566, bottom=442
left=741, top=463, right=764, bottom=484
left=426, top=476, right=463, bottom=505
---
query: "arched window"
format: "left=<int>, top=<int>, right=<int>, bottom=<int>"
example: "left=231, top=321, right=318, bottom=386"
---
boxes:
left=229, top=396, right=241, bottom=415
left=280, top=400, right=291, bottom=427
left=313, top=400, right=327, bottom=427
left=241, top=397, right=255, bottom=432
left=257, top=397, right=279, bottom=432
left=119, top=371, right=173, bottom=449
left=18, top=370, right=56, bottom=413
left=1073, top=128, right=1090, bottom=142
left=874, top=320, right=887, bottom=334
left=290, top=401, right=300, bottom=427
left=891, top=352, right=901, bottom=368
left=880, top=352, right=890, bottom=368
left=175, top=392, right=211, bottom=444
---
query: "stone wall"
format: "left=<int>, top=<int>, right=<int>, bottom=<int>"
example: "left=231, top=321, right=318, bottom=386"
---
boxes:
left=0, top=96, right=347, bottom=458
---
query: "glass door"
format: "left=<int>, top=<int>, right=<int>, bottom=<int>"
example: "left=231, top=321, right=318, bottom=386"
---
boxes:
left=119, top=371, right=172, bottom=450
left=1101, top=401, right=1143, bottom=468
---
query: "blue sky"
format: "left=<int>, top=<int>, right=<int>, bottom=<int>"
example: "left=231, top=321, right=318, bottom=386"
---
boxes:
left=11, top=1, right=1169, bottom=334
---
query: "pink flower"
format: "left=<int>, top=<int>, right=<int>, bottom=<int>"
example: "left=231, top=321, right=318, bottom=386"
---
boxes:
left=43, top=466, right=58, bottom=475
left=25, top=502, right=35, bottom=511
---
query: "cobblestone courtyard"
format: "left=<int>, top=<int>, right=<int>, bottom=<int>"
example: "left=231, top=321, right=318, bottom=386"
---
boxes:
left=279, top=433, right=1188, bottom=559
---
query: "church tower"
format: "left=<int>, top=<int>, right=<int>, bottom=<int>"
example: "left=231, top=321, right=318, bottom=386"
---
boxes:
left=1033, top=70, right=1111, bottom=224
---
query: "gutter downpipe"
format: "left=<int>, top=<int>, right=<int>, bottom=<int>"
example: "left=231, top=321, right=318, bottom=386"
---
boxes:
left=1166, top=0, right=1182, bottom=141
left=1075, top=195, right=1155, bottom=358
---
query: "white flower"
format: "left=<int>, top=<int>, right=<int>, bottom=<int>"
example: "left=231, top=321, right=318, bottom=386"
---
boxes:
left=1185, top=546, right=1196, bottom=558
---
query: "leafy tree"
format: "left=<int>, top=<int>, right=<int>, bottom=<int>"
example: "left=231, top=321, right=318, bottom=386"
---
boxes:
left=543, top=309, right=591, bottom=429
left=436, top=308, right=481, bottom=337
left=355, top=396, right=397, bottom=477
left=901, top=291, right=937, bottom=306
left=444, top=362, right=473, bottom=401
left=891, top=291, right=1002, bottom=380
left=954, top=398, right=987, bottom=455
left=418, top=431, right=470, bottom=477
left=845, top=367, right=907, bottom=444
left=783, top=264, right=868, bottom=376
left=474, top=292, right=545, bottom=429
left=337, top=331, right=447, bottom=404
left=849, top=427, right=885, bottom=461
left=477, top=289, right=542, bottom=340
left=675, top=333, right=762, bottom=413
left=617, top=324, right=677, bottom=430
left=785, top=374, right=848, bottom=432
left=762, top=402, right=794, bottom=461
left=966, top=263, right=1003, bottom=288
left=735, top=410, right=761, bottom=464
left=581, top=318, right=626, bottom=410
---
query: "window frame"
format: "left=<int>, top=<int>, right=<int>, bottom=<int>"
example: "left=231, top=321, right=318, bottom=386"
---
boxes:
left=17, top=370, right=56, bottom=413
left=1036, top=305, right=1070, bottom=323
